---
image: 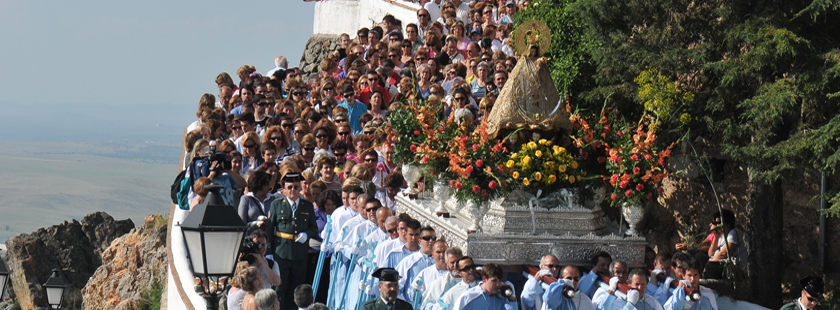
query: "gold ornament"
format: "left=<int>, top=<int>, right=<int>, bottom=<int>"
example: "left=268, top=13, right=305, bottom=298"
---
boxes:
left=513, top=20, right=551, bottom=58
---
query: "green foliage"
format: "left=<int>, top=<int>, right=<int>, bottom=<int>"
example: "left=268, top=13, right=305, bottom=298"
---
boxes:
left=130, top=279, right=164, bottom=310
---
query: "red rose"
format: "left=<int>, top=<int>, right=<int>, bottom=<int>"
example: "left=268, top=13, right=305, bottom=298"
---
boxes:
left=646, top=193, right=653, bottom=200
left=610, top=174, right=619, bottom=183
left=635, top=183, right=644, bottom=191
left=473, top=185, right=481, bottom=192
left=659, top=158, right=665, bottom=165
left=430, top=170, right=436, bottom=176
left=582, top=151, right=589, bottom=160
left=391, top=136, right=399, bottom=142
left=472, top=144, right=480, bottom=151
left=633, top=167, right=641, bottom=174
left=488, top=180, right=498, bottom=190
left=619, top=181, right=628, bottom=189
left=597, top=157, right=606, bottom=164
left=611, top=194, right=618, bottom=201
left=476, top=160, right=484, bottom=167
left=414, top=129, right=421, bottom=135
left=422, top=155, right=430, bottom=163
left=500, top=180, right=508, bottom=187
left=631, top=154, right=639, bottom=161
left=410, top=144, right=417, bottom=152
left=498, top=164, right=505, bottom=171
left=450, top=180, right=455, bottom=187
left=465, top=165, right=474, bottom=174
left=644, top=154, right=652, bottom=160
left=625, top=190, right=633, bottom=198
left=617, top=131, right=623, bottom=137
left=481, top=192, right=489, bottom=198
left=492, top=145, right=502, bottom=153
left=593, top=142, right=602, bottom=148
left=455, top=182, right=463, bottom=189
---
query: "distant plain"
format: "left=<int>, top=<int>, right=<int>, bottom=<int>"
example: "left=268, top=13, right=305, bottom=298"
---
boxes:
left=0, top=102, right=194, bottom=243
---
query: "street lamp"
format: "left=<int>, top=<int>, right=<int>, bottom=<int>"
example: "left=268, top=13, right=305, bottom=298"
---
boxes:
left=180, top=183, right=247, bottom=310
left=43, top=269, right=66, bottom=309
left=0, top=257, right=9, bottom=301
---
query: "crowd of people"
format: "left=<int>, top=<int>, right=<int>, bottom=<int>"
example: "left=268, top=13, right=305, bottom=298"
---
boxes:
left=176, top=0, right=826, bottom=310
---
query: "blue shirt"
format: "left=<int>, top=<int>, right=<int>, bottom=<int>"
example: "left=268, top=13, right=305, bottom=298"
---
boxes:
left=339, top=99, right=368, bottom=133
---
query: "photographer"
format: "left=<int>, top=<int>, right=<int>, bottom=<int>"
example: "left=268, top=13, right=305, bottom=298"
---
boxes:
left=242, top=230, right=282, bottom=290
left=203, top=147, right=246, bottom=206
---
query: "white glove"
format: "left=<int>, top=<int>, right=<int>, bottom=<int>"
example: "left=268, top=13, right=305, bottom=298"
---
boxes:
left=411, top=278, right=424, bottom=291
left=296, top=232, right=308, bottom=244
left=537, top=269, right=552, bottom=281
left=365, top=282, right=377, bottom=295
left=257, top=215, right=268, bottom=226
left=681, top=279, right=692, bottom=288
left=359, top=280, right=367, bottom=292
left=663, top=277, right=674, bottom=289
left=609, top=277, right=619, bottom=292
left=561, top=278, right=574, bottom=288
left=626, top=289, right=640, bottom=305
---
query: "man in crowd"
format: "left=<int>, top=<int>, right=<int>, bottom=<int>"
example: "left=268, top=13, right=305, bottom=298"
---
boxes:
left=591, top=260, right=628, bottom=307
left=781, top=276, right=824, bottom=310
left=579, top=251, right=613, bottom=298
left=663, top=259, right=717, bottom=310
left=266, top=173, right=319, bottom=310
left=521, top=254, right=561, bottom=310
left=246, top=230, right=282, bottom=290
left=361, top=268, right=414, bottom=310
left=395, top=226, right=438, bottom=304
left=452, top=263, right=517, bottom=310
left=434, top=256, right=480, bottom=310
left=595, top=269, right=662, bottom=310
left=653, top=252, right=691, bottom=305
left=383, top=219, right=423, bottom=268
left=422, top=247, right=464, bottom=310
left=409, top=240, right=450, bottom=307
left=294, top=284, right=314, bottom=310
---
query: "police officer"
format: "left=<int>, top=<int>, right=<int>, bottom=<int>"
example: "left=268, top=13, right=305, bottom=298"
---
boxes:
left=781, top=276, right=824, bottom=310
left=362, top=267, right=414, bottom=310
left=266, top=172, right=319, bottom=310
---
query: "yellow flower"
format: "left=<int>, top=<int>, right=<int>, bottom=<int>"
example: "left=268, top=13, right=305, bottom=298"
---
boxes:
left=553, top=145, right=561, bottom=154
left=522, top=156, right=532, bottom=165
left=535, top=150, right=543, bottom=158
left=535, top=172, right=543, bottom=181
left=539, top=139, right=548, bottom=145
left=511, top=153, right=519, bottom=160
left=505, top=160, right=515, bottom=168
left=528, top=141, right=538, bottom=150
left=559, top=165, right=567, bottom=173
left=558, top=147, right=566, bottom=154
left=545, top=161, right=554, bottom=167
left=571, top=161, right=579, bottom=169
left=549, top=175, right=557, bottom=183
left=512, top=171, right=520, bottom=179
left=523, top=178, right=530, bottom=186
left=569, top=176, right=576, bottom=184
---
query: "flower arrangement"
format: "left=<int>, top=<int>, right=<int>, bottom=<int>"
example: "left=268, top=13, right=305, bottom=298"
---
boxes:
left=506, top=138, right=581, bottom=191
left=603, top=122, right=673, bottom=207
left=384, top=99, right=442, bottom=165
left=424, top=120, right=514, bottom=206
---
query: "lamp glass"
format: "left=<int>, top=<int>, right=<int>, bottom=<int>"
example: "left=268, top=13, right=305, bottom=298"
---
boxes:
left=0, top=274, right=6, bottom=298
left=46, top=286, right=63, bottom=307
left=184, top=230, right=244, bottom=275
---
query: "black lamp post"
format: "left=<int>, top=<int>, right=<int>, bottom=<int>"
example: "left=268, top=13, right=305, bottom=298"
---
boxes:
left=43, top=269, right=66, bottom=309
left=180, top=183, right=247, bottom=310
left=0, top=257, right=9, bottom=301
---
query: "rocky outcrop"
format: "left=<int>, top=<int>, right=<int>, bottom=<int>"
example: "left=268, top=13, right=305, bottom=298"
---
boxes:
left=299, top=34, right=340, bottom=81
left=3, top=212, right=134, bottom=310
left=82, top=215, right=167, bottom=310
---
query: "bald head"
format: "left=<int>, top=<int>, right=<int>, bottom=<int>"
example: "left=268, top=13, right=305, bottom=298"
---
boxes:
left=376, top=207, right=393, bottom=230
left=561, top=266, right=581, bottom=290
left=540, top=254, right=561, bottom=278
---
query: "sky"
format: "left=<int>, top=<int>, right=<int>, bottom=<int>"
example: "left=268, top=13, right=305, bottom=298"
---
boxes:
left=0, top=0, right=315, bottom=108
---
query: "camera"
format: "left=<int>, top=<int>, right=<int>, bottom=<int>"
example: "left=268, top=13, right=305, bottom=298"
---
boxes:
left=205, top=145, right=232, bottom=172
left=239, top=239, right=263, bottom=264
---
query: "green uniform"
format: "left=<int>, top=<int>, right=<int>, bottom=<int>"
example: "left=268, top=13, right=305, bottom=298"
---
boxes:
left=780, top=300, right=822, bottom=310
left=265, top=197, right=318, bottom=310
left=360, top=297, right=414, bottom=310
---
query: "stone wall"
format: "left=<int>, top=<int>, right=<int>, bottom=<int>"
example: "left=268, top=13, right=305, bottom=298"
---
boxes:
left=298, top=34, right=340, bottom=83
left=3, top=212, right=134, bottom=310
left=81, top=215, right=167, bottom=310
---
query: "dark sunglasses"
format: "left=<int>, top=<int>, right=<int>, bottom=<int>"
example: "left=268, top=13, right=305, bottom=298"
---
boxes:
left=334, top=152, right=347, bottom=157
left=545, top=264, right=561, bottom=269
left=365, top=206, right=381, bottom=212
left=343, top=93, right=355, bottom=98
left=243, top=144, right=257, bottom=149
left=270, top=136, right=283, bottom=141
left=387, top=228, right=398, bottom=234
left=292, top=92, right=306, bottom=96
left=304, top=147, right=315, bottom=152
left=323, top=87, right=335, bottom=92
left=364, top=158, right=377, bottom=163
left=281, top=124, right=293, bottom=128
left=418, top=13, right=429, bottom=17
left=454, top=97, right=467, bottom=102
left=338, top=131, right=351, bottom=136
left=285, top=185, right=301, bottom=190
left=421, top=236, right=438, bottom=242
left=316, top=135, right=329, bottom=139
left=231, top=126, right=242, bottom=130
left=460, top=264, right=476, bottom=272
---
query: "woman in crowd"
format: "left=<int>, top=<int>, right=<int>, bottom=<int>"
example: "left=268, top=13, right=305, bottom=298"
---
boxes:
left=470, top=61, right=491, bottom=100
left=239, top=266, right=263, bottom=310
left=259, top=161, right=281, bottom=194
left=450, top=21, right=470, bottom=55
left=237, top=170, right=274, bottom=227
left=368, top=90, right=389, bottom=119
left=301, top=169, right=317, bottom=202
left=293, top=121, right=312, bottom=148
left=313, top=125, right=335, bottom=155
left=300, top=133, right=317, bottom=168
left=239, top=132, right=264, bottom=175
left=189, top=177, right=211, bottom=211
left=226, top=262, right=251, bottom=310
left=416, top=64, right=435, bottom=99
left=315, top=156, right=342, bottom=192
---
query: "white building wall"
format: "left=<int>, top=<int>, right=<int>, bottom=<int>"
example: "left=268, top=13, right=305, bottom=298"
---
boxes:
left=314, top=0, right=420, bottom=38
